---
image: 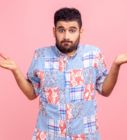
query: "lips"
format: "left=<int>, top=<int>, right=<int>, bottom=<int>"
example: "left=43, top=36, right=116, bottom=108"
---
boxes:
left=62, top=41, right=72, bottom=44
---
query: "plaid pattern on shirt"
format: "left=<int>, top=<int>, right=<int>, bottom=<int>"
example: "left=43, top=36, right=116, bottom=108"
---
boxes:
left=27, top=44, right=108, bottom=140
left=69, top=86, right=84, bottom=102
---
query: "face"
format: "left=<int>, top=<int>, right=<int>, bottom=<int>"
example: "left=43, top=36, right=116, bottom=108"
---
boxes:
left=53, top=21, right=82, bottom=55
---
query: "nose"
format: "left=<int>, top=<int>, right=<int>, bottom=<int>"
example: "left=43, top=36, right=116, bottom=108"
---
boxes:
left=64, top=30, right=70, bottom=39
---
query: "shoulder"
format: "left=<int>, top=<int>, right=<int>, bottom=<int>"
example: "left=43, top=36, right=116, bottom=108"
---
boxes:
left=79, top=44, right=101, bottom=53
left=35, top=46, right=53, bottom=53
left=78, top=44, right=103, bottom=60
left=34, top=46, right=55, bottom=57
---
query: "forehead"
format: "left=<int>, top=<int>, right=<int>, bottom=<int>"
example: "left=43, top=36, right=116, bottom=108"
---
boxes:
left=56, top=21, right=79, bottom=28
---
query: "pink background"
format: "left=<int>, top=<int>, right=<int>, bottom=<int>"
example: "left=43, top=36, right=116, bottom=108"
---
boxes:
left=0, top=0, right=127, bottom=139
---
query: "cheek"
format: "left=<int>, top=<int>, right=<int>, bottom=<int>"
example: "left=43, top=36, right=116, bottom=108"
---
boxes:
left=56, top=34, right=64, bottom=42
left=72, top=34, right=80, bottom=42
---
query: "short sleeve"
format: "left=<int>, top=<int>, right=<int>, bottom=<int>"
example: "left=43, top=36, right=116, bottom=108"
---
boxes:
left=95, top=49, right=108, bottom=94
left=27, top=49, right=41, bottom=96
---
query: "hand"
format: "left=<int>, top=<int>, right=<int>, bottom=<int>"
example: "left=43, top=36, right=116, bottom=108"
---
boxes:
left=114, top=54, right=127, bottom=67
left=0, top=53, right=18, bottom=72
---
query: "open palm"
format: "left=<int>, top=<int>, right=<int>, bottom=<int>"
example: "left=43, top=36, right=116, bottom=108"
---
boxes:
left=0, top=53, right=17, bottom=71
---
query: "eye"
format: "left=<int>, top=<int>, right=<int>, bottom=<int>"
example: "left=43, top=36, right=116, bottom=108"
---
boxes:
left=69, top=28, right=77, bottom=33
left=57, top=28, right=65, bottom=33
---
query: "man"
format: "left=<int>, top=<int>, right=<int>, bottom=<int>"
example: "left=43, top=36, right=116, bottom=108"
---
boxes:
left=0, top=7, right=127, bottom=140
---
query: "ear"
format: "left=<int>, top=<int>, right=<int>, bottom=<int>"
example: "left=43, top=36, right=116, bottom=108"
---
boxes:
left=80, top=27, right=84, bottom=34
left=53, top=27, right=56, bottom=37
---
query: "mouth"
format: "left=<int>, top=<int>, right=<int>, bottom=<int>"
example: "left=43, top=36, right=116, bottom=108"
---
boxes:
left=62, top=42, right=72, bottom=47
left=62, top=41, right=72, bottom=44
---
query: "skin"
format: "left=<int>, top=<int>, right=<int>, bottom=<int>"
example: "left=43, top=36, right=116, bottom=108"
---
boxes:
left=0, top=53, right=37, bottom=100
left=101, top=54, right=127, bottom=96
left=53, top=21, right=83, bottom=56
left=0, top=20, right=127, bottom=100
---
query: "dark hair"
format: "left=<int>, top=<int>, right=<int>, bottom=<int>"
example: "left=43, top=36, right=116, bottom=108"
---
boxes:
left=54, top=7, right=82, bottom=29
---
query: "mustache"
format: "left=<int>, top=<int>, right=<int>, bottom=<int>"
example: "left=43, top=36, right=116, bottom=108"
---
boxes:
left=61, top=40, right=72, bottom=43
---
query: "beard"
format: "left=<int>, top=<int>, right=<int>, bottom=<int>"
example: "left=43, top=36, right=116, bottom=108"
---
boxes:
left=55, top=36, right=80, bottom=54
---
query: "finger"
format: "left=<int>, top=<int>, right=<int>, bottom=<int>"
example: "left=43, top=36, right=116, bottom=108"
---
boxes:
left=0, top=53, right=8, bottom=59
left=0, top=61, right=11, bottom=69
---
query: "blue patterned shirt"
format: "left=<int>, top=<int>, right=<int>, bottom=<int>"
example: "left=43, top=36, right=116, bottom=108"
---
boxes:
left=27, top=44, right=108, bottom=140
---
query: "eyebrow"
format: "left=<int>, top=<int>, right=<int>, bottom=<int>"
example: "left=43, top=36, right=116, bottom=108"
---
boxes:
left=56, top=26, right=64, bottom=29
left=56, top=26, right=78, bottom=29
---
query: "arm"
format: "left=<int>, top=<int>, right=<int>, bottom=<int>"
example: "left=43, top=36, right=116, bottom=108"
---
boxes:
left=102, top=54, right=127, bottom=97
left=0, top=54, right=37, bottom=100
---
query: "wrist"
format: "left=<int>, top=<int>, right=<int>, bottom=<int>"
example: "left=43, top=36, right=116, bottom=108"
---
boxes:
left=11, top=67, right=20, bottom=74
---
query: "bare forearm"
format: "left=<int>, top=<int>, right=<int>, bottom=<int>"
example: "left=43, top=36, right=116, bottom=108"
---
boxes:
left=0, top=55, right=36, bottom=100
left=102, top=54, right=127, bottom=96
left=12, top=68, right=37, bottom=100
left=102, top=62, right=120, bottom=96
